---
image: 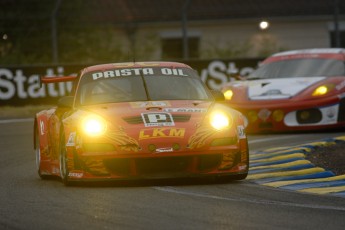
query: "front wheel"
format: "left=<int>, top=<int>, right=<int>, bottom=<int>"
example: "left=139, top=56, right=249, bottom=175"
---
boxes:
left=59, top=131, right=70, bottom=186
left=35, top=127, right=51, bottom=179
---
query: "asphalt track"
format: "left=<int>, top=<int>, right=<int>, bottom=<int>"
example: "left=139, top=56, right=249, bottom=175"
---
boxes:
left=1, top=119, right=345, bottom=230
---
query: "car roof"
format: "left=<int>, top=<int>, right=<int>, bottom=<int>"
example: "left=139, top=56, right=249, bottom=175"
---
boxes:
left=81, top=61, right=192, bottom=75
left=263, top=48, right=345, bottom=64
left=272, top=48, right=345, bottom=57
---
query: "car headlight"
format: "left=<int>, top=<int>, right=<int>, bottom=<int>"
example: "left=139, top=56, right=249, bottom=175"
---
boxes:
left=82, top=115, right=107, bottom=136
left=210, top=111, right=232, bottom=130
left=312, top=84, right=335, bottom=96
left=223, top=89, right=233, bottom=100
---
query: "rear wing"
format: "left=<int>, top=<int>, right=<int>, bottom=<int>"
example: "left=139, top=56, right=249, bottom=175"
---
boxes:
left=39, top=76, right=78, bottom=92
left=40, top=75, right=78, bottom=85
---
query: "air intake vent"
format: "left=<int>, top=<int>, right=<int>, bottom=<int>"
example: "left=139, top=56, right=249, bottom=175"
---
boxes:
left=338, top=98, right=345, bottom=122
left=123, top=114, right=191, bottom=124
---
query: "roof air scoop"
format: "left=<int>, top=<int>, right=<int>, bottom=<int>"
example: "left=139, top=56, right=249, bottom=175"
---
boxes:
left=261, top=82, right=270, bottom=87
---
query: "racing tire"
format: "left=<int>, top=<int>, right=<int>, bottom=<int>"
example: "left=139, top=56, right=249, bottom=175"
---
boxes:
left=218, top=173, right=248, bottom=183
left=35, top=127, right=51, bottom=180
left=59, top=131, right=71, bottom=186
left=232, top=173, right=248, bottom=180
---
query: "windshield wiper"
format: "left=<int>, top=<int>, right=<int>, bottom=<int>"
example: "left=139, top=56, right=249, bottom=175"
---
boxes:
left=247, top=76, right=264, bottom=80
left=139, top=69, right=151, bottom=100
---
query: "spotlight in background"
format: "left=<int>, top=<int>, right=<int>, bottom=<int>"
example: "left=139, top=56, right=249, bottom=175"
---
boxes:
left=259, top=21, right=269, bottom=30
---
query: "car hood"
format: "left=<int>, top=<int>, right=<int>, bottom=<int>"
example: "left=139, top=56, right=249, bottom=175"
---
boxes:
left=244, top=76, right=325, bottom=100
left=81, top=100, right=211, bottom=126
left=67, top=100, right=243, bottom=154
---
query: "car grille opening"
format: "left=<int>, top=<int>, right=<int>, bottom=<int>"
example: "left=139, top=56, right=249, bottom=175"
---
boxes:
left=296, top=108, right=322, bottom=124
left=136, top=157, right=193, bottom=174
left=338, top=98, right=345, bottom=122
left=197, top=154, right=222, bottom=171
left=123, top=114, right=191, bottom=124
left=102, top=154, right=223, bottom=176
left=103, top=158, right=131, bottom=175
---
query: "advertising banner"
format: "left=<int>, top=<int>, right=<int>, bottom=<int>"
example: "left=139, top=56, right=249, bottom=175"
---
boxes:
left=0, top=58, right=261, bottom=106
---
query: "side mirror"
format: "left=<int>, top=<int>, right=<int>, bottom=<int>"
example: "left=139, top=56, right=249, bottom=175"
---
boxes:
left=211, top=90, right=225, bottom=101
left=58, top=96, right=74, bottom=108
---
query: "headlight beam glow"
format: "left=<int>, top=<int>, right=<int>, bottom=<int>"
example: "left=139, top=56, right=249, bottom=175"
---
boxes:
left=82, top=116, right=107, bottom=136
left=210, top=112, right=231, bottom=130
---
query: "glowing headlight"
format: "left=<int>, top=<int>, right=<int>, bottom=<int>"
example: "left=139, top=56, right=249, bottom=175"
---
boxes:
left=224, top=90, right=234, bottom=100
left=312, top=84, right=335, bottom=96
left=82, top=116, right=107, bottom=136
left=210, top=111, right=231, bottom=130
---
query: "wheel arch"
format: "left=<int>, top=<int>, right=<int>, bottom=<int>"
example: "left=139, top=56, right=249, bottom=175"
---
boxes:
left=33, top=117, right=38, bottom=149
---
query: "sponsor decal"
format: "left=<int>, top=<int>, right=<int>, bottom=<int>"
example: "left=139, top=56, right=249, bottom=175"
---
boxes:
left=163, top=108, right=207, bottom=113
left=92, top=68, right=154, bottom=80
left=237, top=125, right=246, bottom=139
left=239, top=165, right=247, bottom=170
left=130, top=101, right=170, bottom=108
left=92, top=68, right=188, bottom=80
left=66, top=132, right=76, bottom=146
left=161, top=68, right=188, bottom=76
left=155, top=147, right=174, bottom=153
left=139, top=128, right=185, bottom=140
left=141, top=112, right=174, bottom=127
left=40, top=120, right=45, bottom=135
left=68, top=172, right=83, bottom=178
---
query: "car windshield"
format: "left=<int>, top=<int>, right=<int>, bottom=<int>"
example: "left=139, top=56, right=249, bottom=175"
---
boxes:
left=77, top=67, right=211, bottom=105
left=247, top=58, right=345, bottom=80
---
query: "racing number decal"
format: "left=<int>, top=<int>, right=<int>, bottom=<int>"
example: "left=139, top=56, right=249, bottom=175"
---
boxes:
left=141, top=113, right=174, bottom=127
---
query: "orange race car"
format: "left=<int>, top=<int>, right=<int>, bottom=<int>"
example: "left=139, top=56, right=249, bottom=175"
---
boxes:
left=34, top=62, right=248, bottom=185
left=222, top=48, right=345, bottom=133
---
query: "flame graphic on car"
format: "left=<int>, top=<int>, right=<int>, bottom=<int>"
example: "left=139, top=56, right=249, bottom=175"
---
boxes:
left=188, top=126, right=217, bottom=149
left=106, top=128, right=139, bottom=152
